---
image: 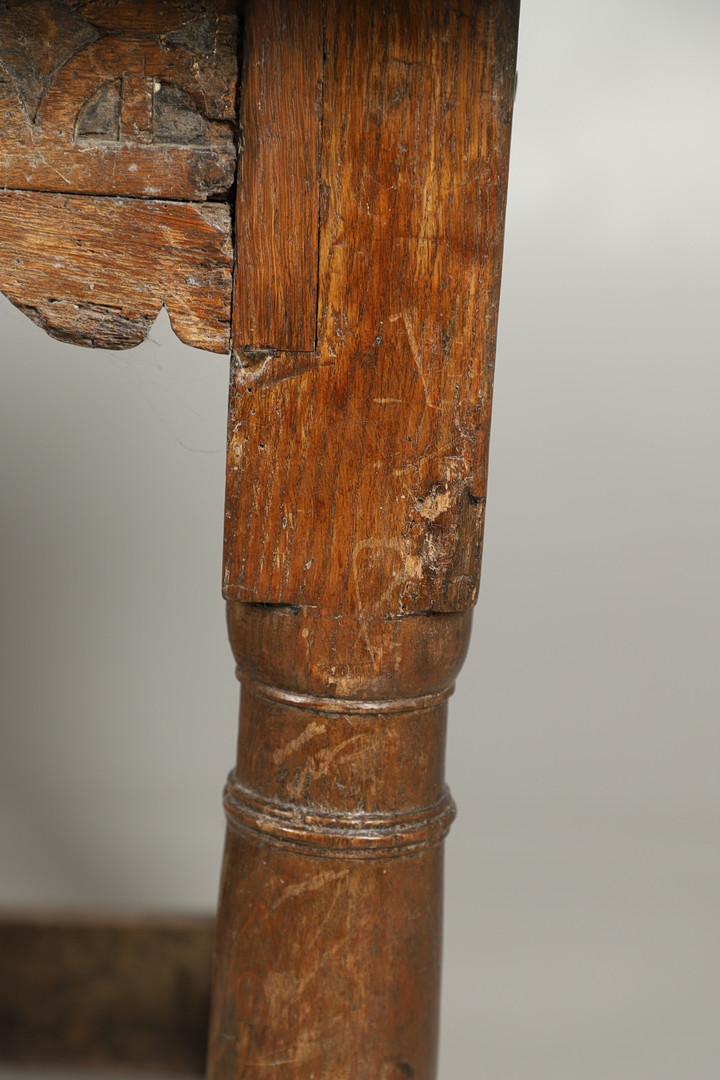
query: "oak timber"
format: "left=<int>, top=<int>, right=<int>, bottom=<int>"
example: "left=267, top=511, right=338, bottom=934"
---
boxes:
left=0, top=0, right=238, bottom=201
left=0, top=913, right=214, bottom=1074
left=208, top=605, right=471, bottom=1080
left=0, top=2, right=520, bottom=1076
left=212, top=2, right=520, bottom=1078
left=234, top=0, right=324, bottom=351
left=0, top=191, right=233, bottom=351
left=0, top=1, right=237, bottom=351
left=224, top=0, right=519, bottom=613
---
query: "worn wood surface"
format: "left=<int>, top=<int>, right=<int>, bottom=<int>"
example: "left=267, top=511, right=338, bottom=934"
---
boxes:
left=0, top=0, right=238, bottom=351
left=234, top=0, right=324, bottom=352
left=208, top=605, right=471, bottom=1080
left=0, top=190, right=233, bottom=350
left=224, top=0, right=519, bottom=614
left=0, top=912, right=214, bottom=1074
left=212, top=2, right=520, bottom=1077
left=0, top=2, right=519, bottom=1075
left=0, top=0, right=238, bottom=201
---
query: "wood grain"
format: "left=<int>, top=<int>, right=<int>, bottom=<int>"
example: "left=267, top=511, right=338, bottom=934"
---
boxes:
left=224, top=0, right=520, bottom=614
left=0, top=0, right=238, bottom=201
left=0, top=190, right=233, bottom=351
left=208, top=604, right=472, bottom=1080
left=233, top=0, right=324, bottom=351
left=0, top=912, right=214, bottom=1074
left=213, top=3, right=519, bottom=1075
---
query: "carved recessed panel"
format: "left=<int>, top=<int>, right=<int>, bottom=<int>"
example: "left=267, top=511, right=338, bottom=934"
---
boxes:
left=0, top=0, right=238, bottom=200
left=76, top=77, right=122, bottom=141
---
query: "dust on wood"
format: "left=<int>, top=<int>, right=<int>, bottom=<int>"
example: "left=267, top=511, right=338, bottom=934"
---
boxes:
left=0, top=0, right=238, bottom=201
left=0, top=190, right=233, bottom=351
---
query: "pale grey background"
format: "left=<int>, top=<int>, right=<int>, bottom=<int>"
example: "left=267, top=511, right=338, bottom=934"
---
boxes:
left=1, top=0, right=719, bottom=1077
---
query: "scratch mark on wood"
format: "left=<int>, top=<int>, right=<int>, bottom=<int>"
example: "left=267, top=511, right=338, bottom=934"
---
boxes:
left=402, top=309, right=439, bottom=411
left=288, top=734, right=368, bottom=799
left=272, top=721, right=326, bottom=766
left=271, top=868, right=349, bottom=911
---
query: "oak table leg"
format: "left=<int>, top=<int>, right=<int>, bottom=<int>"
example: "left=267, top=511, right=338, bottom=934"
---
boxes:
left=208, top=2, right=519, bottom=1077
left=209, top=608, right=469, bottom=1078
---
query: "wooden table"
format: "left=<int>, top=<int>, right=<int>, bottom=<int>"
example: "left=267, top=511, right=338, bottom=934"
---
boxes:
left=0, top=3, right=519, bottom=1077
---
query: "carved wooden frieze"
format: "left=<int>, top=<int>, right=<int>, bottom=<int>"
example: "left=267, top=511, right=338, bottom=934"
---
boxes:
left=0, top=191, right=232, bottom=351
left=0, top=0, right=238, bottom=201
left=0, top=1, right=237, bottom=351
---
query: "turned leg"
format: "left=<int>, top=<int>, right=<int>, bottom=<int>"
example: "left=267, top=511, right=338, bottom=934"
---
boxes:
left=208, top=1, right=519, bottom=1077
left=208, top=607, right=470, bottom=1078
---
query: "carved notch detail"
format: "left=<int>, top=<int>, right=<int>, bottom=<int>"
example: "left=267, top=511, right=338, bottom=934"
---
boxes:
left=0, top=0, right=238, bottom=201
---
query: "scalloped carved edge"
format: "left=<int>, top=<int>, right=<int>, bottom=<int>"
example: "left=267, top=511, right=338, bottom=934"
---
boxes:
left=0, top=190, right=232, bottom=353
